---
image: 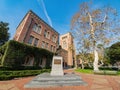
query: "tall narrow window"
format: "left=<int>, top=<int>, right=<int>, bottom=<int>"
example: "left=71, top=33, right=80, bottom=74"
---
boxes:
left=28, top=36, right=34, bottom=44
left=52, top=35, right=54, bottom=42
left=53, top=46, right=56, bottom=52
left=54, top=36, right=56, bottom=43
left=47, top=32, right=50, bottom=39
left=44, top=30, right=47, bottom=38
left=52, top=35, right=56, bottom=43
left=50, top=45, right=53, bottom=52
left=34, top=38, right=39, bottom=46
left=37, top=25, right=41, bottom=33
left=33, top=23, right=37, bottom=32
left=46, top=43, right=48, bottom=49
left=42, top=41, right=45, bottom=48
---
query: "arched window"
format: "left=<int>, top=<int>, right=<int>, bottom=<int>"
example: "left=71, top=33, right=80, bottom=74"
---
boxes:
left=23, top=55, right=34, bottom=66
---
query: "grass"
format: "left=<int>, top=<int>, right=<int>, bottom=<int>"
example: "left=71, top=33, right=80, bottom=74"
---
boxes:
left=75, top=69, right=93, bottom=74
left=117, top=71, right=120, bottom=75
left=75, top=69, right=120, bottom=75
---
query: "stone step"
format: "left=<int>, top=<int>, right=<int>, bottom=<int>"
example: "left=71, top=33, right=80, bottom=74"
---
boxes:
left=35, top=73, right=82, bottom=81
left=33, top=78, right=82, bottom=81
left=31, top=80, right=83, bottom=84
left=24, top=73, right=87, bottom=88
left=36, top=77, right=82, bottom=81
left=25, top=81, right=86, bottom=88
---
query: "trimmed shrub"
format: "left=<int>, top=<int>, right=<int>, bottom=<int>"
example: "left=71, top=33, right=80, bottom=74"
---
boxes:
left=0, top=69, right=50, bottom=80
left=0, top=66, right=42, bottom=71
left=0, top=40, right=54, bottom=69
left=94, top=70, right=118, bottom=75
left=99, top=66, right=119, bottom=71
left=84, top=66, right=93, bottom=69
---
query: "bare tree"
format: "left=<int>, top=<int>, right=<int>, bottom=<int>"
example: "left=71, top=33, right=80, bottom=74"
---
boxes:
left=71, top=1, right=120, bottom=71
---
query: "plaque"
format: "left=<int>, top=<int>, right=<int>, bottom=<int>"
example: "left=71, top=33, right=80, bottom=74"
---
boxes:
left=54, top=59, right=61, bottom=64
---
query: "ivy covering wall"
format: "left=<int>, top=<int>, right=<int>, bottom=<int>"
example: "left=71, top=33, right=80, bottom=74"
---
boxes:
left=0, top=40, right=54, bottom=69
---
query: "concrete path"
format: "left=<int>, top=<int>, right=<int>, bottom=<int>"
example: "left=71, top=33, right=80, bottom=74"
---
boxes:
left=0, top=69, right=120, bottom=90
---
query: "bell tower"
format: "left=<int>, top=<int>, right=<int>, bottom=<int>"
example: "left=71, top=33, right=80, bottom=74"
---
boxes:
left=60, top=32, right=76, bottom=67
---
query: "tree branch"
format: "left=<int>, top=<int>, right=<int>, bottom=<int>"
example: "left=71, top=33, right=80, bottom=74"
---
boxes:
left=102, top=14, right=107, bottom=23
left=88, top=12, right=93, bottom=24
left=98, top=60, right=104, bottom=67
left=88, top=12, right=95, bottom=41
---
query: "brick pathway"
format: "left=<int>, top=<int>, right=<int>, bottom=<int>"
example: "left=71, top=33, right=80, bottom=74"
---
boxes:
left=0, top=69, right=120, bottom=90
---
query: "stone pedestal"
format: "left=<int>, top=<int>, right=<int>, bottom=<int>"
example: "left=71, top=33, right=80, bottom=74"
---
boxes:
left=50, top=56, right=64, bottom=76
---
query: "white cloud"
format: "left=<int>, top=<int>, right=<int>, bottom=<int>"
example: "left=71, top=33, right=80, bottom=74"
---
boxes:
left=37, top=0, right=53, bottom=27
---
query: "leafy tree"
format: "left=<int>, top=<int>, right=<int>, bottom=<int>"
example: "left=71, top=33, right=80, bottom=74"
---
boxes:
left=0, top=21, right=10, bottom=46
left=103, top=48, right=111, bottom=65
left=71, top=1, right=120, bottom=71
left=107, top=42, right=120, bottom=65
left=76, top=52, right=94, bottom=69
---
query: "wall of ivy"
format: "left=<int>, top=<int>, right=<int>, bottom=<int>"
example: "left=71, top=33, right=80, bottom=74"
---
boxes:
left=0, top=40, right=54, bottom=69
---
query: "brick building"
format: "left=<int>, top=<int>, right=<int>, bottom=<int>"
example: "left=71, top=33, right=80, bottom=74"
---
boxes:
left=13, top=10, right=75, bottom=68
left=13, top=10, right=59, bottom=53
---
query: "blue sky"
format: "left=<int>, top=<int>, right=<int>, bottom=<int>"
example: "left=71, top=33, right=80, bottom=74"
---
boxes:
left=0, top=0, right=120, bottom=39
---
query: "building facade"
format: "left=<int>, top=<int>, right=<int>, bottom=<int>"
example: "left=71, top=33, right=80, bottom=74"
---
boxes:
left=60, top=33, right=76, bottom=67
left=13, top=10, right=76, bottom=68
left=13, top=10, right=59, bottom=53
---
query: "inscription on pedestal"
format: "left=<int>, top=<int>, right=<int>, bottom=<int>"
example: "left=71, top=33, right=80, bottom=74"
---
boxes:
left=54, top=59, right=61, bottom=64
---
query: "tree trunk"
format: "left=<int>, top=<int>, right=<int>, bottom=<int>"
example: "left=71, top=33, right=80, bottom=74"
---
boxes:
left=74, top=58, right=78, bottom=69
left=81, top=62, right=84, bottom=69
left=93, top=48, right=99, bottom=71
left=88, top=12, right=99, bottom=71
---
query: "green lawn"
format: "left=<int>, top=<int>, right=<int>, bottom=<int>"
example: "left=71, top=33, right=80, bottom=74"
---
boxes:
left=75, top=69, right=120, bottom=75
left=118, top=71, right=120, bottom=75
left=75, top=69, right=93, bottom=74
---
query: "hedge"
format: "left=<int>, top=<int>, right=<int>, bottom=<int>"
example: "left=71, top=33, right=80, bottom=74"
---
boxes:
left=0, top=40, right=54, bottom=69
left=0, top=66, right=42, bottom=70
left=0, top=69, right=50, bottom=80
left=94, top=70, right=118, bottom=75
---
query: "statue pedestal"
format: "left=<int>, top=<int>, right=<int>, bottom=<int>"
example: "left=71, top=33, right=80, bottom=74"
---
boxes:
left=50, top=56, right=64, bottom=76
left=25, top=57, right=87, bottom=88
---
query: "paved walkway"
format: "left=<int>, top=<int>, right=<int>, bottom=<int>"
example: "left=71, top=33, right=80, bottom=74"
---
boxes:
left=0, top=69, right=120, bottom=90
